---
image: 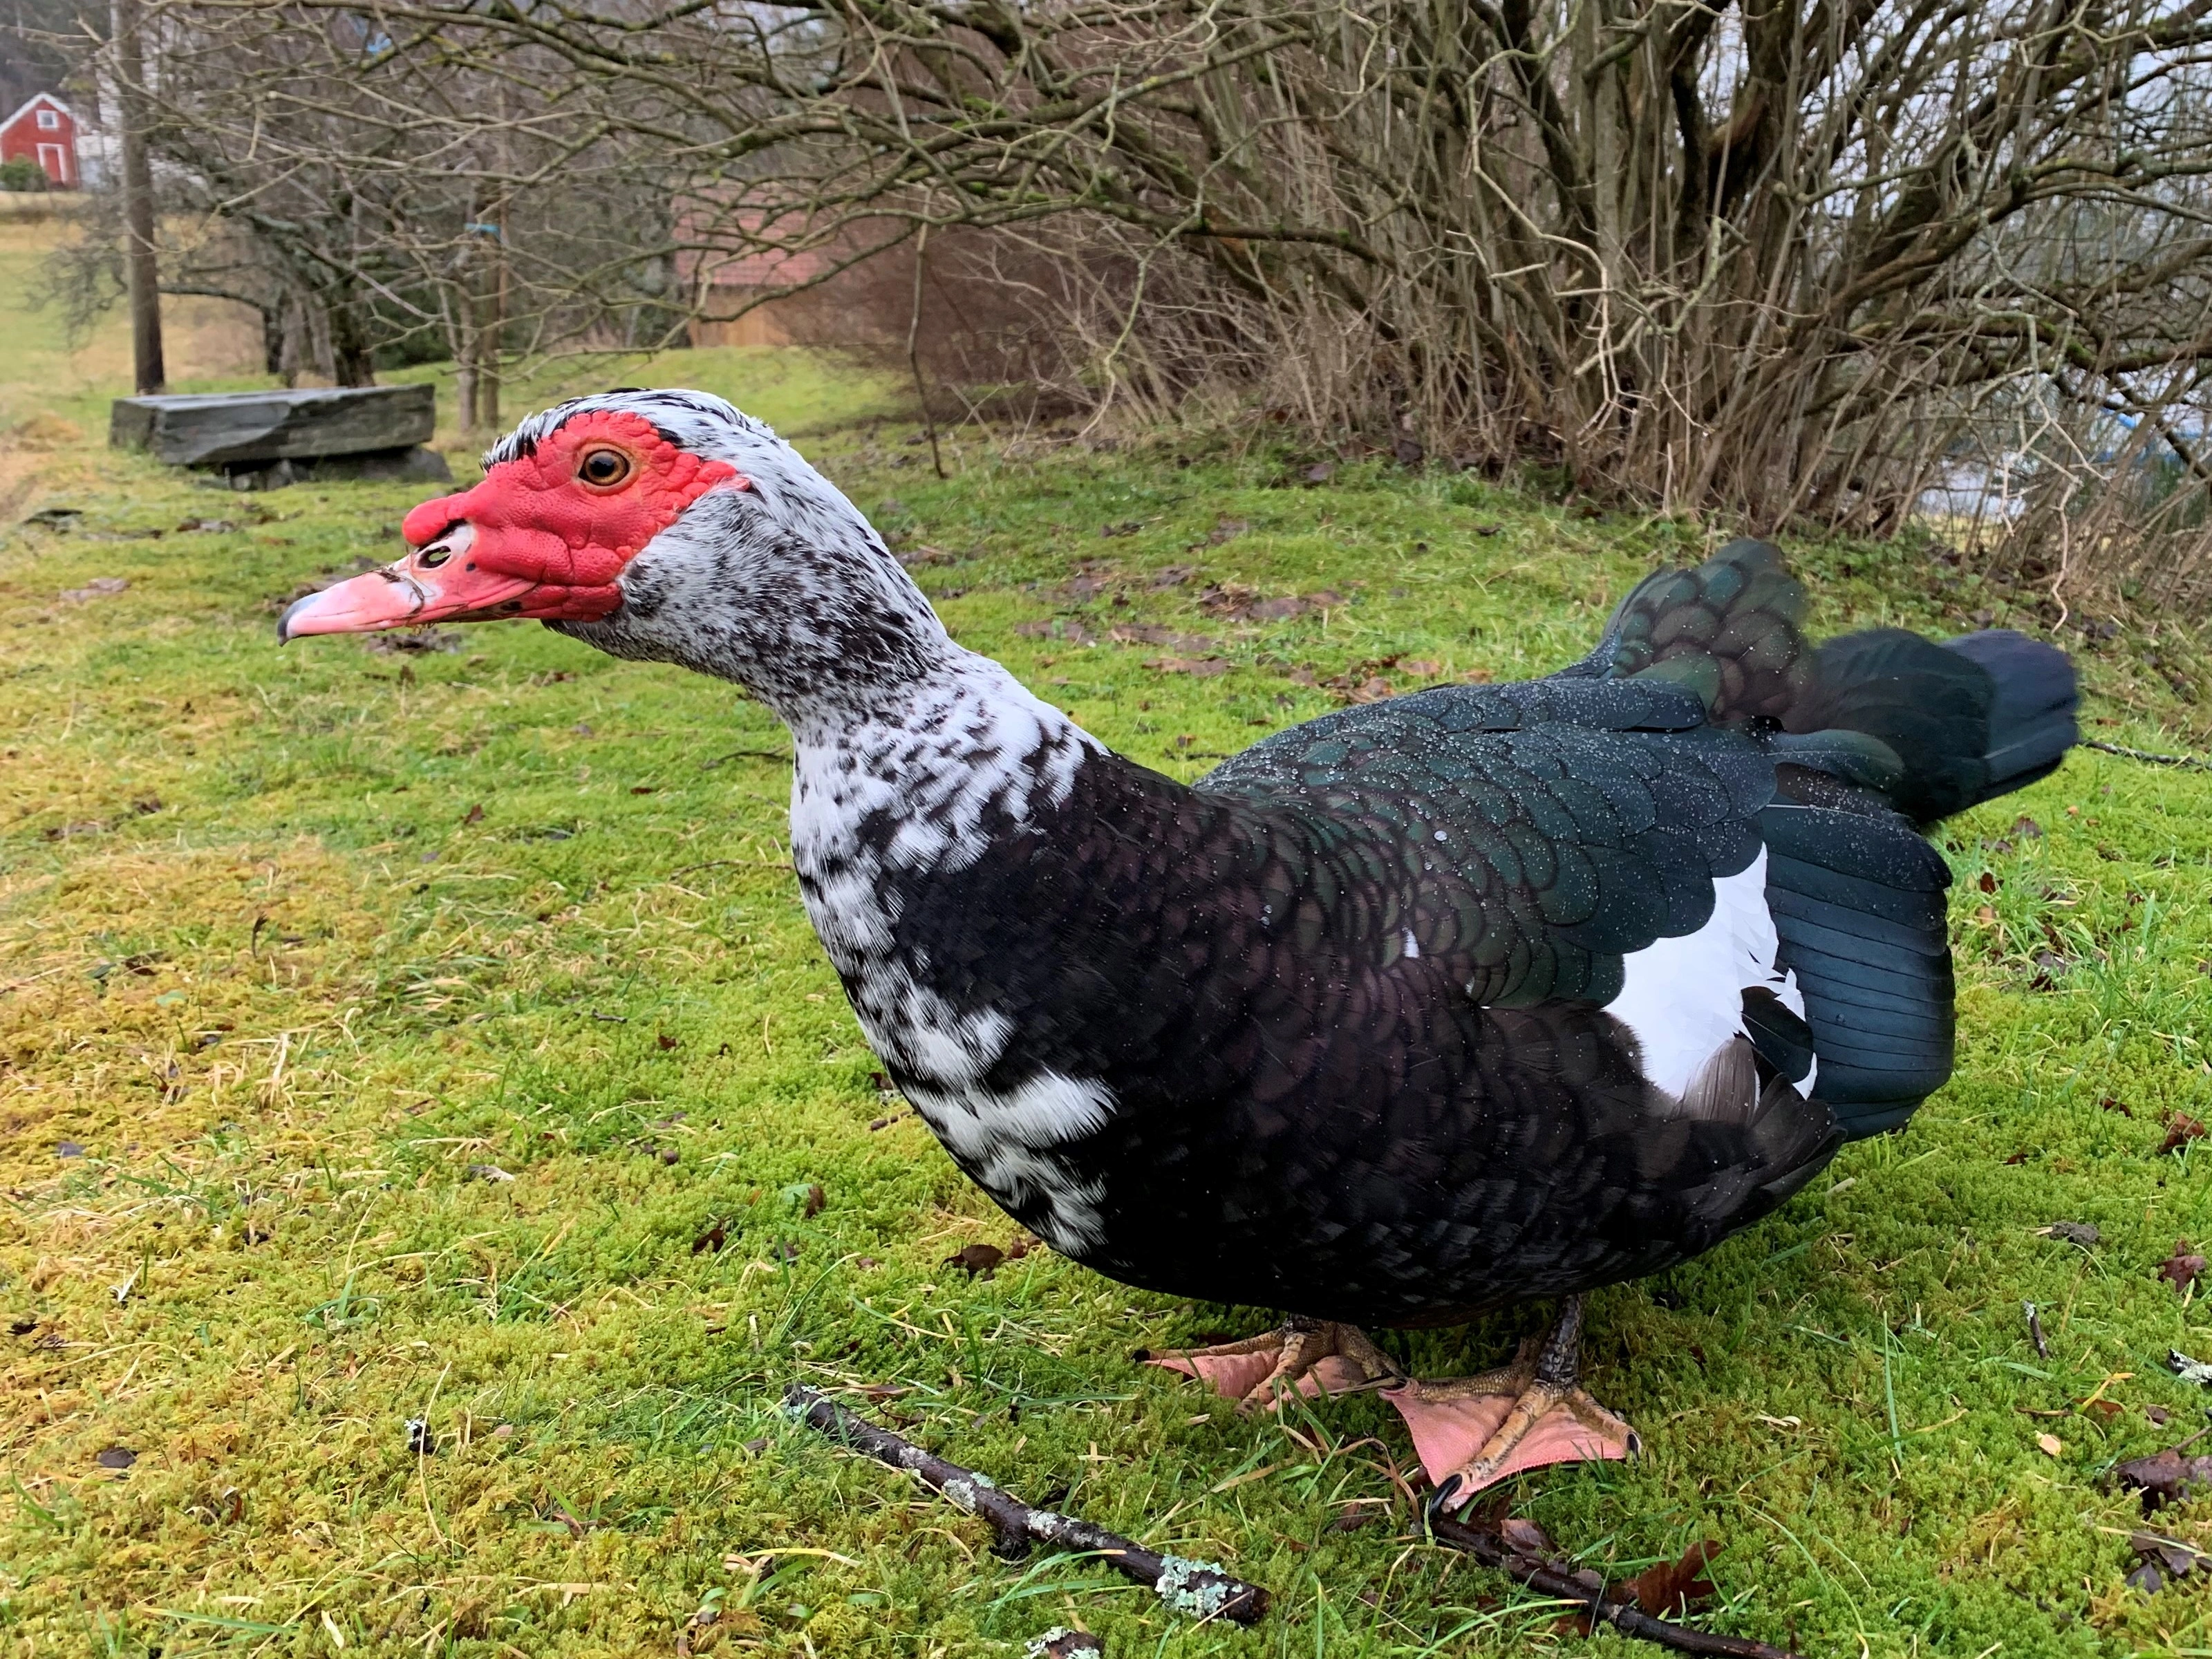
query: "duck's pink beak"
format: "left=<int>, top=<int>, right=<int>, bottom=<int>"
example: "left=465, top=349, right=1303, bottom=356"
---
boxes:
left=276, top=406, right=741, bottom=642
left=275, top=519, right=619, bottom=641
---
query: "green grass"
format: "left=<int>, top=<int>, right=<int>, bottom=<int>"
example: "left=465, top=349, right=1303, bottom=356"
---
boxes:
left=8, top=238, right=2212, bottom=1657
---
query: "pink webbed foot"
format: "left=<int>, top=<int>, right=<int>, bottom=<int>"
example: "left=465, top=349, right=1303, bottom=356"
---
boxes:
left=1146, top=1317, right=1399, bottom=1416
left=1394, top=1297, right=1640, bottom=1514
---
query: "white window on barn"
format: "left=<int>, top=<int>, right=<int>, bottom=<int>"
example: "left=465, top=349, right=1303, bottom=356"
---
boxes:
left=36, top=108, right=59, bottom=129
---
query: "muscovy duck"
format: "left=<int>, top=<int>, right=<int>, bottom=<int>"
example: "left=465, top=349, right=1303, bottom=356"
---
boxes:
left=279, top=391, right=2078, bottom=1508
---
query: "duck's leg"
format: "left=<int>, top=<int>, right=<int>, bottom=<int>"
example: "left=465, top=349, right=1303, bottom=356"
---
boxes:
left=1394, top=1297, right=1640, bottom=1513
left=1154, top=1316, right=1403, bottom=1415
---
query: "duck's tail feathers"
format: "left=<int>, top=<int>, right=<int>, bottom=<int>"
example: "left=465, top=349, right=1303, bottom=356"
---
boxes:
left=1781, top=627, right=2078, bottom=827
left=1568, top=537, right=2078, bottom=827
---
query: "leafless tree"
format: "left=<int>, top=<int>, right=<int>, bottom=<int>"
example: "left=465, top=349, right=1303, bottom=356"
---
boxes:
left=39, top=0, right=684, bottom=415
left=222, top=0, right=2212, bottom=518
left=41, top=0, right=2212, bottom=597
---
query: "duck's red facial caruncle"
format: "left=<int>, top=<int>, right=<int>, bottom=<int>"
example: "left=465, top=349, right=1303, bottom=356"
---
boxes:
left=277, top=409, right=743, bottom=641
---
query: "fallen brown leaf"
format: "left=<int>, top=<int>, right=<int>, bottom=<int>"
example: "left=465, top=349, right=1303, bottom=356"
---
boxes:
left=2129, top=1530, right=2208, bottom=1594
left=2164, top=1115, right=2206, bottom=1154
left=2119, top=1445, right=2212, bottom=1510
left=1497, top=1516, right=1553, bottom=1559
left=2162, top=1240, right=2206, bottom=1293
left=1111, top=624, right=1216, bottom=652
left=946, top=1242, right=1004, bottom=1279
left=1195, top=585, right=1343, bottom=624
left=1013, top=618, right=1098, bottom=645
left=1618, top=1540, right=1721, bottom=1618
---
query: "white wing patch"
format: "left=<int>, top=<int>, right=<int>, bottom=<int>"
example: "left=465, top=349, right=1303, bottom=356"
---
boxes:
left=1605, top=850, right=1815, bottom=1098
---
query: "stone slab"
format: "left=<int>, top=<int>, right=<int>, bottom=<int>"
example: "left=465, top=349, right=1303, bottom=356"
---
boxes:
left=210, top=446, right=453, bottom=493
left=111, top=385, right=435, bottom=467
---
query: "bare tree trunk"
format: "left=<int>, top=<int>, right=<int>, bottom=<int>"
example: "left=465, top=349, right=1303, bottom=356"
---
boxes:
left=481, top=228, right=503, bottom=432
left=455, top=330, right=477, bottom=433
left=276, top=293, right=303, bottom=388
left=109, top=0, right=164, bottom=395
left=329, top=280, right=375, bottom=386
left=258, top=301, right=281, bottom=378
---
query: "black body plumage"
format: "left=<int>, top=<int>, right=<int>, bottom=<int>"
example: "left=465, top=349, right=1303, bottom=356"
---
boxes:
left=823, top=540, right=2077, bottom=1327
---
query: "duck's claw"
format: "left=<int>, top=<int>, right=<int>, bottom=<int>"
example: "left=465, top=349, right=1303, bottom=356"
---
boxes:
left=1423, top=1472, right=1465, bottom=1527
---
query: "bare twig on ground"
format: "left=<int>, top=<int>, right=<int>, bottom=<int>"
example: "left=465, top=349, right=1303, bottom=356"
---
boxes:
left=1425, top=1513, right=1805, bottom=1659
left=784, top=1384, right=1269, bottom=1624
left=2085, top=739, right=2212, bottom=771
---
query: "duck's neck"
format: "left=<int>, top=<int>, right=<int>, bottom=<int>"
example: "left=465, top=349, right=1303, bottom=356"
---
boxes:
left=563, top=483, right=983, bottom=739
left=787, top=650, right=1105, bottom=968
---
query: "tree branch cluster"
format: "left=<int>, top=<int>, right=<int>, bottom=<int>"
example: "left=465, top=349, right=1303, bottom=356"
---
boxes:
left=39, top=0, right=2212, bottom=573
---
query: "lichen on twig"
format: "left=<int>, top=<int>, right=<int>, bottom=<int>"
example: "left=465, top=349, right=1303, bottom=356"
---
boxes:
left=784, top=1384, right=1269, bottom=1624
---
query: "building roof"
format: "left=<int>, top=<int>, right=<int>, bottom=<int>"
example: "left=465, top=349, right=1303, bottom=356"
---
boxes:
left=1, top=93, right=75, bottom=131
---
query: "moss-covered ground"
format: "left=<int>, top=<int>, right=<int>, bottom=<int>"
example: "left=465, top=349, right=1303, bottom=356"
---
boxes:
left=9, top=227, right=2212, bottom=1658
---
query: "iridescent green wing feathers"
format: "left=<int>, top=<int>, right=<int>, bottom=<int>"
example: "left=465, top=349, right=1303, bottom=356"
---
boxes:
left=1197, top=679, right=1772, bottom=1009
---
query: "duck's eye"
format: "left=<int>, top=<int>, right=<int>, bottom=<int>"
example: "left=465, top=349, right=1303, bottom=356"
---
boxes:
left=578, top=447, right=633, bottom=489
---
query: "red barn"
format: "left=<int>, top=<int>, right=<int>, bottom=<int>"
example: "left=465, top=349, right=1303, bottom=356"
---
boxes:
left=1, top=95, right=78, bottom=189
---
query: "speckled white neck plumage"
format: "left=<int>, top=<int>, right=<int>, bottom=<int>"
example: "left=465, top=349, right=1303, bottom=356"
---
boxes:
left=788, top=653, right=1114, bottom=1253
left=790, top=653, right=1098, bottom=937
